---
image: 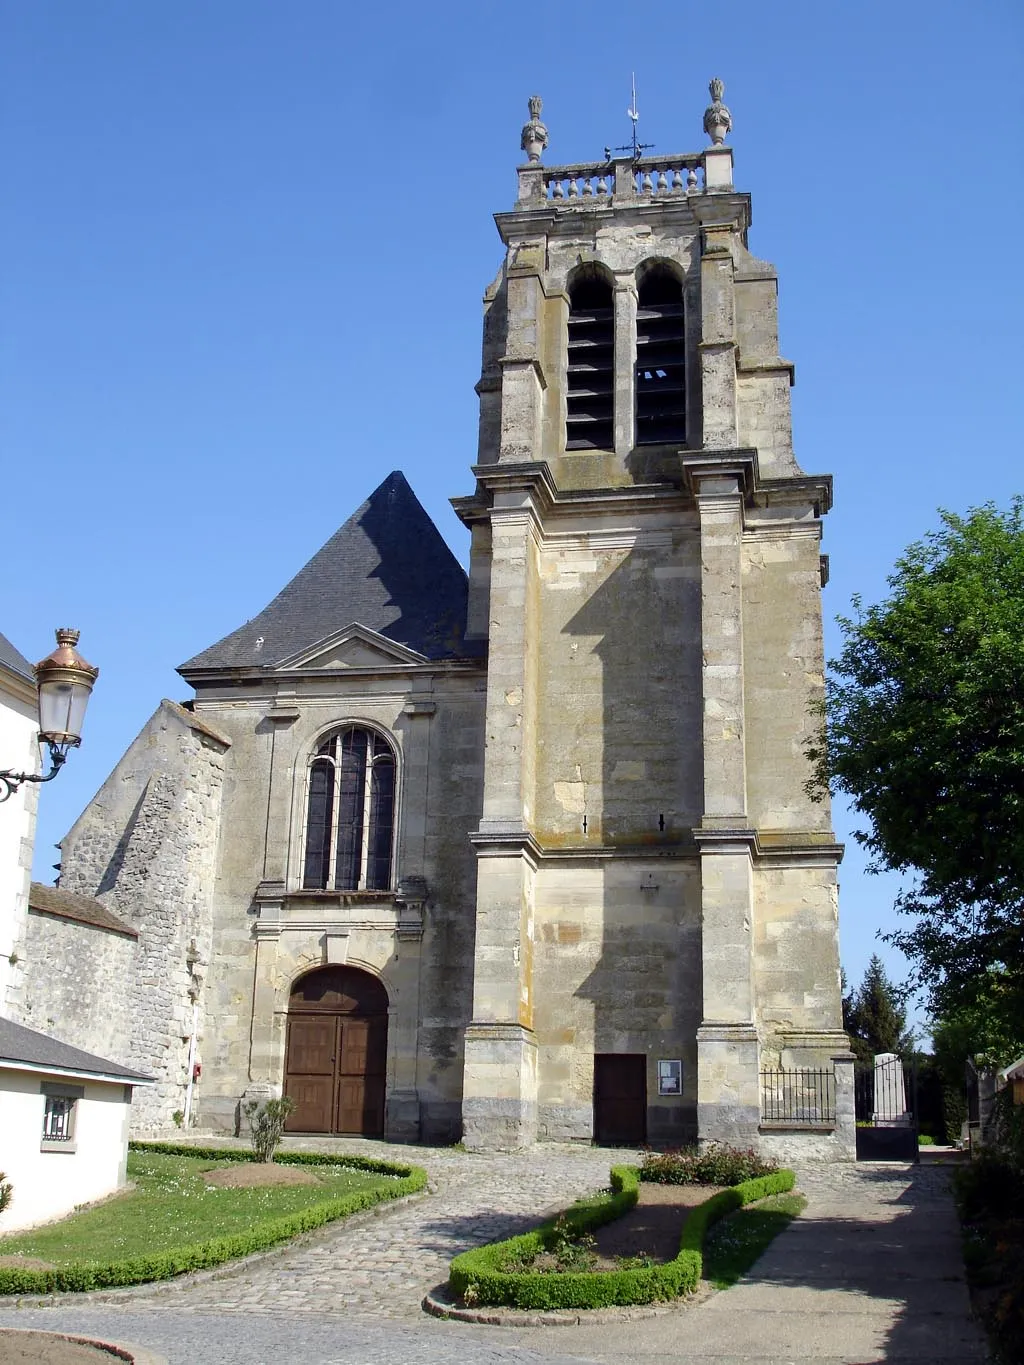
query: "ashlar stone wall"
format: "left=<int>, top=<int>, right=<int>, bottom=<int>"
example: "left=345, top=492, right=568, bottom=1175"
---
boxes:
left=187, top=655, right=485, bottom=1142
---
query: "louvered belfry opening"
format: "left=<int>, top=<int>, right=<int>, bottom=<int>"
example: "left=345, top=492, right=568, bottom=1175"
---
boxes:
left=635, top=267, right=686, bottom=445
left=566, top=273, right=614, bottom=450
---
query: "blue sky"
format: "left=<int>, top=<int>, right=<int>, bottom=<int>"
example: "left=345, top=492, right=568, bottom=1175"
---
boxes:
left=2, top=1, right=1021, bottom=1027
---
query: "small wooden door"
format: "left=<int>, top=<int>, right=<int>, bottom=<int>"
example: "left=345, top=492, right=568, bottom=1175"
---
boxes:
left=283, top=966, right=388, bottom=1136
left=594, top=1053, right=647, bottom=1145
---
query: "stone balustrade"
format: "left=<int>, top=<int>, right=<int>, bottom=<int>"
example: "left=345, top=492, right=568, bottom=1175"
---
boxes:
left=518, top=149, right=732, bottom=209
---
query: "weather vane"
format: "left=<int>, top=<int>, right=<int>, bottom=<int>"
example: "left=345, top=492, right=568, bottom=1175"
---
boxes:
left=605, top=73, right=654, bottom=162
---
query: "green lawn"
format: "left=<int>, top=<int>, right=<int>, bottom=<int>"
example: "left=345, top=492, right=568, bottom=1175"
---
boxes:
left=701, top=1192, right=806, bottom=1289
left=0, top=1150, right=397, bottom=1266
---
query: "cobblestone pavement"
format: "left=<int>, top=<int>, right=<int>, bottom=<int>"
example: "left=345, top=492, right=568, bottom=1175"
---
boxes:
left=124, top=1138, right=626, bottom=1320
left=0, top=1147, right=986, bottom=1364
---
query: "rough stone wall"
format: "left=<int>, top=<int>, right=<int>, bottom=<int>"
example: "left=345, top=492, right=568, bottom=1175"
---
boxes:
left=14, top=914, right=137, bottom=1064
left=58, top=701, right=228, bottom=1129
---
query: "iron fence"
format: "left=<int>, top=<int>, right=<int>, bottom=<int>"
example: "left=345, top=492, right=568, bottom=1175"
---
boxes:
left=760, top=1067, right=836, bottom=1126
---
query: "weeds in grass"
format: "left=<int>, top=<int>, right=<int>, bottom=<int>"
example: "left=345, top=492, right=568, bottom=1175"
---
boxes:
left=615, top=1252, right=655, bottom=1270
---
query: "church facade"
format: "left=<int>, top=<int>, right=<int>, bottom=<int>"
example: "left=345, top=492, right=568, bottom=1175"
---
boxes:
left=34, top=84, right=854, bottom=1157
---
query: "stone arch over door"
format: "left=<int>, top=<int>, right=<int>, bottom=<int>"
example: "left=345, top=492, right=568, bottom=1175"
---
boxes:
left=283, top=965, right=388, bottom=1135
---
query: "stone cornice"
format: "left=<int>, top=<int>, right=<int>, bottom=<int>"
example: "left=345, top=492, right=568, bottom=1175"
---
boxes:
left=466, top=828, right=840, bottom=866
left=251, top=881, right=426, bottom=942
left=681, top=448, right=759, bottom=500
left=494, top=190, right=752, bottom=246
left=694, top=825, right=844, bottom=865
left=453, top=454, right=832, bottom=531
left=184, top=657, right=484, bottom=689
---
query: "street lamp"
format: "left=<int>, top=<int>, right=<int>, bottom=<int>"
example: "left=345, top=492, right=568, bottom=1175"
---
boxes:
left=0, top=628, right=99, bottom=802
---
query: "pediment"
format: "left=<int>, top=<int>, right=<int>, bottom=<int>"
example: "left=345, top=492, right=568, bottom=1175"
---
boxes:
left=275, top=625, right=428, bottom=671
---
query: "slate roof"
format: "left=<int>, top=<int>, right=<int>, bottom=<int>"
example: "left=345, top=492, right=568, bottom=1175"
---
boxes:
left=0, top=631, right=34, bottom=682
left=180, top=472, right=474, bottom=673
left=29, top=883, right=139, bottom=940
left=0, top=1016, right=151, bottom=1083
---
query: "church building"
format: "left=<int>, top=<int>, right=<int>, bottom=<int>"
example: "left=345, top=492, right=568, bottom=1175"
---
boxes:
left=20, top=83, right=854, bottom=1158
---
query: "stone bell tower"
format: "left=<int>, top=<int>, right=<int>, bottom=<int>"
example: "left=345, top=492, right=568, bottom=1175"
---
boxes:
left=456, top=83, right=853, bottom=1156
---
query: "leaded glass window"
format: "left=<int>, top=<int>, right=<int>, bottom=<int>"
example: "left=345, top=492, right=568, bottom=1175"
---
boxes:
left=302, top=728, right=396, bottom=891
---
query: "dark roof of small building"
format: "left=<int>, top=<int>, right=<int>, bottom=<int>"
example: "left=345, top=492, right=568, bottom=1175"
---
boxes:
left=0, top=631, right=34, bottom=683
left=180, top=471, right=474, bottom=673
left=0, top=1016, right=151, bottom=1083
left=29, top=883, right=139, bottom=940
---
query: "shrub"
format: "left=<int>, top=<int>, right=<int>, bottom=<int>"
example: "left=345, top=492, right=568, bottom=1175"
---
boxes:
left=448, top=1164, right=795, bottom=1310
left=242, top=1096, right=296, bottom=1162
left=0, top=1173, right=12, bottom=1215
left=641, top=1143, right=780, bottom=1187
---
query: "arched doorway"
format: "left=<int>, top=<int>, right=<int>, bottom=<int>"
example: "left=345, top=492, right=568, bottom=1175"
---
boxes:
left=283, top=966, right=388, bottom=1135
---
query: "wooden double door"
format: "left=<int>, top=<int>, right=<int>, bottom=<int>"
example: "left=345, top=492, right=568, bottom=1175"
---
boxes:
left=283, top=967, right=388, bottom=1136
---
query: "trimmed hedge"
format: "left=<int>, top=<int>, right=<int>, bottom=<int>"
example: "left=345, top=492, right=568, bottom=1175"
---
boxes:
left=449, top=1165, right=795, bottom=1310
left=128, top=1140, right=413, bottom=1177
left=0, top=1145, right=426, bottom=1296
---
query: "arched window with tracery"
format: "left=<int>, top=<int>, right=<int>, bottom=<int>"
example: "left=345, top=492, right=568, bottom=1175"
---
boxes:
left=635, top=266, right=686, bottom=445
left=302, top=727, right=396, bottom=891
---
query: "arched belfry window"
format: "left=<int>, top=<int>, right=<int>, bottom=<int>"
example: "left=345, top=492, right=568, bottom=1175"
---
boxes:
left=302, top=727, right=396, bottom=891
left=566, top=273, right=614, bottom=451
left=635, top=267, right=686, bottom=445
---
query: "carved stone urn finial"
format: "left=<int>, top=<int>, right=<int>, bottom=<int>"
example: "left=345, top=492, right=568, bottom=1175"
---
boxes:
left=703, top=77, right=732, bottom=146
left=521, top=95, right=549, bottom=163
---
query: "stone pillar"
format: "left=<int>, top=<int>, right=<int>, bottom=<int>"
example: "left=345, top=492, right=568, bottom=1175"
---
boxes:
left=688, top=462, right=760, bottom=1145
left=613, top=273, right=637, bottom=458
left=386, top=878, right=428, bottom=1141
left=258, top=700, right=300, bottom=896
left=499, top=262, right=547, bottom=463
left=248, top=924, right=287, bottom=1093
left=832, top=1052, right=857, bottom=1160
left=462, top=468, right=546, bottom=1149
left=462, top=840, right=538, bottom=1149
left=699, top=224, right=738, bottom=450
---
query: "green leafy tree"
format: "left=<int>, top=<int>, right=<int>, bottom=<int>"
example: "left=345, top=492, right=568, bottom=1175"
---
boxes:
left=0, top=1173, right=12, bottom=1215
left=811, top=499, right=1024, bottom=1046
left=844, top=955, right=914, bottom=1065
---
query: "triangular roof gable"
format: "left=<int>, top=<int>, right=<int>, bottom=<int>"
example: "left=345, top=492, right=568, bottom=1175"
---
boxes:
left=275, top=624, right=428, bottom=671
left=180, top=472, right=469, bottom=674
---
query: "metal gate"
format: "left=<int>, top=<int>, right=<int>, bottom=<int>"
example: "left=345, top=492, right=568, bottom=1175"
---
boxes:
left=854, top=1053, right=918, bottom=1161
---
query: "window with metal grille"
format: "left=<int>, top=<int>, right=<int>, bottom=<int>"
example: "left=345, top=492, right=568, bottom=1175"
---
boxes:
left=635, top=268, right=686, bottom=445
left=302, top=727, right=396, bottom=891
left=566, top=274, right=614, bottom=451
left=42, top=1094, right=76, bottom=1143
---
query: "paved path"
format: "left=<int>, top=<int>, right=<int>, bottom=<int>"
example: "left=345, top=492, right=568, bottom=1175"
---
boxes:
left=0, top=1142, right=990, bottom=1363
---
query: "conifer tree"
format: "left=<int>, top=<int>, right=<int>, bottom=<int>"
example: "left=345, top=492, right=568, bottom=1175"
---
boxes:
left=844, top=955, right=913, bottom=1065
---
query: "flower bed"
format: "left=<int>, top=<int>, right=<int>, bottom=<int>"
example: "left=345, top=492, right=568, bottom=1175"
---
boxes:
left=448, top=1164, right=796, bottom=1310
